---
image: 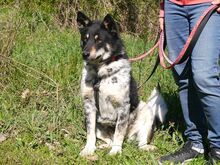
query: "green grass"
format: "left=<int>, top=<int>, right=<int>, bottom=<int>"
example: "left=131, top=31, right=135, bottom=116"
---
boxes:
left=0, top=4, right=209, bottom=165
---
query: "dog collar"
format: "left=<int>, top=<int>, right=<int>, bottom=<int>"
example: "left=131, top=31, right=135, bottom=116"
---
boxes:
left=104, top=54, right=124, bottom=65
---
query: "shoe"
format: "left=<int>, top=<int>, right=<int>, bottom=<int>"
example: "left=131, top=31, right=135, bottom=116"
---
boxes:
left=208, top=148, right=220, bottom=165
left=158, top=141, right=203, bottom=164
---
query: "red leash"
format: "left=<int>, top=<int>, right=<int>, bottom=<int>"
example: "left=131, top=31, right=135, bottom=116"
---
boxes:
left=129, top=4, right=218, bottom=70
left=129, top=40, right=159, bottom=62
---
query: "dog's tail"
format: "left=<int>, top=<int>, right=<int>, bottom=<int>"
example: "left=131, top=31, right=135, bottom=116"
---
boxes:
left=146, top=86, right=168, bottom=123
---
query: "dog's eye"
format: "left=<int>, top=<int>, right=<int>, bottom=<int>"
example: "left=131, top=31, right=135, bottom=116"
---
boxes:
left=84, top=34, right=89, bottom=41
left=94, top=35, right=102, bottom=43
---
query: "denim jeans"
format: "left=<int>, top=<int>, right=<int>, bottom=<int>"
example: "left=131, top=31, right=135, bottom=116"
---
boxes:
left=164, top=0, right=220, bottom=150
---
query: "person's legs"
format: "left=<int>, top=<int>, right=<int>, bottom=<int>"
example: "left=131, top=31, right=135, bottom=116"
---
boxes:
left=187, top=3, right=220, bottom=149
left=160, top=1, right=220, bottom=163
left=164, top=0, right=206, bottom=150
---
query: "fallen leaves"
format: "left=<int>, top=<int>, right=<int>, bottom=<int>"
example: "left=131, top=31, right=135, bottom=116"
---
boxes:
left=84, top=154, right=99, bottom=161
left=21, top=88, right=31, bottom=99
left=0, top=133, right=8, bottom=143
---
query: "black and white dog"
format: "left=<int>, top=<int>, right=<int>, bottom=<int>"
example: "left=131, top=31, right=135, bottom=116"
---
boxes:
left=77, top=12, right=168, bottom=156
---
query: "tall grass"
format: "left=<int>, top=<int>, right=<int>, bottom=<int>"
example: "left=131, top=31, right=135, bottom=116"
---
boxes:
left=1, top=0, right=160, bottom=36
left=0, top=2, right=207, bottom=165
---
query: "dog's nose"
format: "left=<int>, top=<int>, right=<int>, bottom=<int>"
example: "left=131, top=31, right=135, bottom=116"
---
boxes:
left=83, top=51, right=90, bottom=59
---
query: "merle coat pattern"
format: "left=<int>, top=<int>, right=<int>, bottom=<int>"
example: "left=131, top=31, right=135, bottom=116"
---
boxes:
left=77, top=11, right=168, bottom=156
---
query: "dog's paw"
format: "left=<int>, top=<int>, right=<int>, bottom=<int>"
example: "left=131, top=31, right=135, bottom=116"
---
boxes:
left=80, top=145, right=96, bottom=157
left=139, top=144, right=157, bottom=151
left=108, top=146, right=122, bottom=155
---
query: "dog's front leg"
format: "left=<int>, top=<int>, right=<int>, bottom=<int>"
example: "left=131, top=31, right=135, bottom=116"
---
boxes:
left=80, top=94, right=97, bottom=156
left=80, top=106, right=97, bottom=156
left=80, top=110, right=96, bottom=156
left=109, top=104, right=130, bottom=155
left=80, top=75, right=97, bottom=156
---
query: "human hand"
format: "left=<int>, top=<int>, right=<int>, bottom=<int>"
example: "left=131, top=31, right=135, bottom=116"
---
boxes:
left=159, top=17, right=164, bottom=31
left=212, top=0, right=220, bottom=13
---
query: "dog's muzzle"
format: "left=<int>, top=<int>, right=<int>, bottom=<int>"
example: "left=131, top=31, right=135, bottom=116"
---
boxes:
left=83, top=51, right=90, bottom=59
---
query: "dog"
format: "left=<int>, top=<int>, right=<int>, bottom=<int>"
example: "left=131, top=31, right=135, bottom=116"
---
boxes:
left=77, top=11, right=168, bottom=156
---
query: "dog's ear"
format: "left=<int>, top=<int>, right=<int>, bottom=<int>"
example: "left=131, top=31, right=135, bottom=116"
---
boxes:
left=101, top=14, right=118, bottom=36
left=77, top=11, right=92, bottom=31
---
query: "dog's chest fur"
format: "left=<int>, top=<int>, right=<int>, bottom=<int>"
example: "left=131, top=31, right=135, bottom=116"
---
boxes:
left=82, top=59, right=137, bottom=126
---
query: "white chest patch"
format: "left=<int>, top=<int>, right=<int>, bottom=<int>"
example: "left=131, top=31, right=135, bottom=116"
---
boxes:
left=96, top=59, right=131, bottom=125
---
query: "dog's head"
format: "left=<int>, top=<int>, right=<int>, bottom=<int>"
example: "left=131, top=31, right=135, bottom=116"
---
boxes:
left=77, top=11, right=125, bottom=64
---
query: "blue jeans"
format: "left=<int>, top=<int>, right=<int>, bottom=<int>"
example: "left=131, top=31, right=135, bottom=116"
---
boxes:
left=164, top=0, right=220, bottom=150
